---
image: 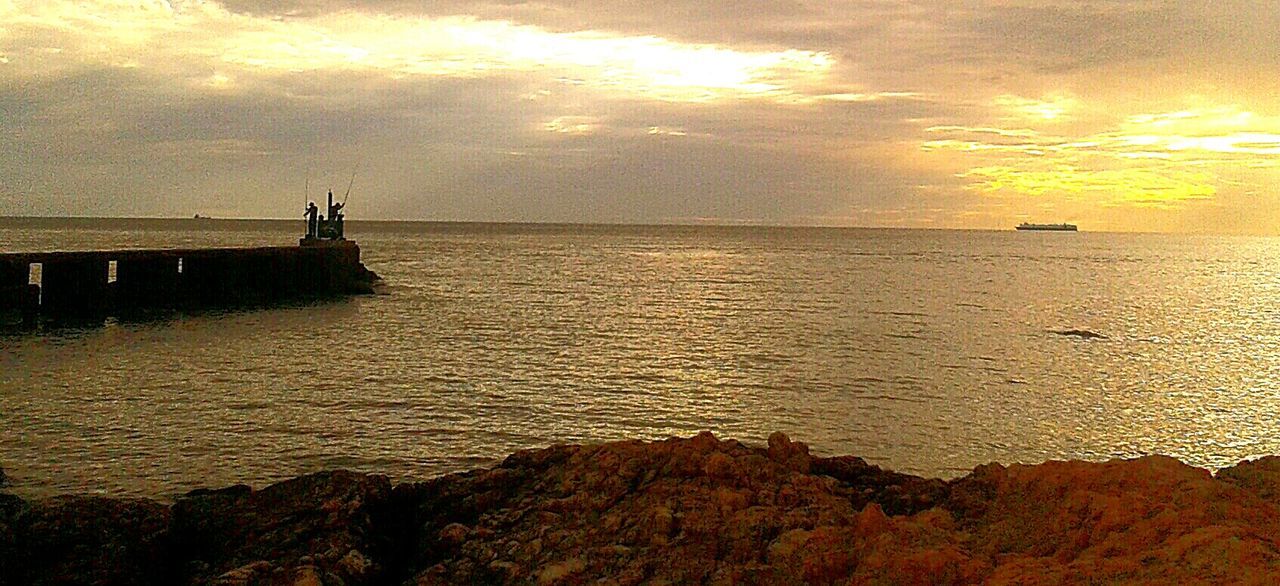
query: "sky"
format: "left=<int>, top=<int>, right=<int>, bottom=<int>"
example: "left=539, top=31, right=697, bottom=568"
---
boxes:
left=2, top=1, right=1280, bottom=232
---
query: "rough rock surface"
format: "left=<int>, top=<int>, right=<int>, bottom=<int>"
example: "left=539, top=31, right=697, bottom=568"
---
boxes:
left=170, top=471, right=394, bottom=585
left=1219, top=455, right=1280, bottom=503
left=5, top=433, right=1280, bottom=584
left=8, top=496, right=172, bottom=585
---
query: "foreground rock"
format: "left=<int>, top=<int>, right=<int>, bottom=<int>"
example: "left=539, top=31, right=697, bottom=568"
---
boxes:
left=171, top=472, right=393, bottom=585
left=8, top=496, right=171, bottom=585
left=5, top=433, right=1280, bottom=584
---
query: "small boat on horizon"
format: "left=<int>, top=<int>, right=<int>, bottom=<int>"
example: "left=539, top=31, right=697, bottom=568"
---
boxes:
left=1016, top=222, right=1077, bottom=232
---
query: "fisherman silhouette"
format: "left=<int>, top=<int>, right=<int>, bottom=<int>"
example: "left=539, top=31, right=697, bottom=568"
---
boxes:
left=304, top=201, right=319, bottom=239
left=319, top=189, right=344, bottom=240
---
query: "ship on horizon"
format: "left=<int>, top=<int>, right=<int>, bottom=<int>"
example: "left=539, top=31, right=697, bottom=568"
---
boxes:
left=1016, top=222, right=1077, bottom=232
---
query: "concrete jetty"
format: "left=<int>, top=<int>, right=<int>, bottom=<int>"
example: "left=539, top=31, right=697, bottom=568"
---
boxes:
left=0, top=240, right=377, bottom=320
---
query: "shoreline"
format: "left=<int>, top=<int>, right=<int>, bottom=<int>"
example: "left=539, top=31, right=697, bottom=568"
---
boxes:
left=4, top=432, right=1280, bottom=584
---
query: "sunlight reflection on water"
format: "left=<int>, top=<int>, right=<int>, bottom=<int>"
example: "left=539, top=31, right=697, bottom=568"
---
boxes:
left=3, top=219, right=1280, bottom=497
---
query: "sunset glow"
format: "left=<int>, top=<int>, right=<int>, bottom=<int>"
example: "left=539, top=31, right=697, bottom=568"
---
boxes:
left=0, top=1, right=832, bottom=103
left=4, top=0, right=1280, bottom=232
left=924, top=105, right=1280, bottom=211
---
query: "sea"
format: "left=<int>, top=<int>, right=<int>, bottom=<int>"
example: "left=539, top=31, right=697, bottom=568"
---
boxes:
left=3, top=217, right=1280, bottom=499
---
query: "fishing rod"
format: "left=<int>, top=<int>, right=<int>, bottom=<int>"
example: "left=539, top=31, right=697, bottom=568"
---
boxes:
left=341, top=163, right=359, bottom=207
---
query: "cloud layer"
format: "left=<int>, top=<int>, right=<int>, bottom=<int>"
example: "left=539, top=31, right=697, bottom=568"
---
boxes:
left=3, top=0, right=1279, bottom=231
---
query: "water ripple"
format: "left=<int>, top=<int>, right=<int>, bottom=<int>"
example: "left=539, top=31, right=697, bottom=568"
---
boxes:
left=5, top=223, right=1280, bottom=497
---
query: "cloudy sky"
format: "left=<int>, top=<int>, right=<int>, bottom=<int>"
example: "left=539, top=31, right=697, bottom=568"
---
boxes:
left=3, top=1, right=1279, bottom=232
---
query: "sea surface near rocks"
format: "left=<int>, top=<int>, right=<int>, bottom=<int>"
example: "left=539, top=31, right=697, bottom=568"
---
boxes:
left=5, top=219, right=1280, bottom=498
left=5, top=433, right=1280, bottom=585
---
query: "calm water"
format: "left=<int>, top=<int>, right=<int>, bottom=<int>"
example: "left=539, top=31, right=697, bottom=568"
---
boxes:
left=3, top=218, right=1280, bottom=498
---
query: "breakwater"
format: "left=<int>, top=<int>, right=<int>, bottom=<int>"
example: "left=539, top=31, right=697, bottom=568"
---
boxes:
left=0, top=240, right=377, bottom=320
left=3, top=433, right=1280, bottom=584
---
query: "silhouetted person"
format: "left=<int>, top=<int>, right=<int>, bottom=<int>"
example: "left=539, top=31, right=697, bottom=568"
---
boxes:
left=304, top=201, right=319, bottom=238
left=330, top=197, right=345, bottom=232
left=323, top=190, right=344, bottom=240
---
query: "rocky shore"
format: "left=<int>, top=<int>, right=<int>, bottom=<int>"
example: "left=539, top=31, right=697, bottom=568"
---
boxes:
left=5, top=432, right=1280, bottom=584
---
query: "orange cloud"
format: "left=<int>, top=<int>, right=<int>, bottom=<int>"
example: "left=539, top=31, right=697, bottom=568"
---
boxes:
left=924, top=104, right=1280, bottom=208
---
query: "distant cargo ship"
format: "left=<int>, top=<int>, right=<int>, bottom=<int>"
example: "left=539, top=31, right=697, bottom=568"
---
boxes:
left=1016, top=223, right=1077, bottom=231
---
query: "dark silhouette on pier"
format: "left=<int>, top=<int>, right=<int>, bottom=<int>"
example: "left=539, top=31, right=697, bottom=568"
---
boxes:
left=304, top=202, right=319, bottom=239
left=1, top=211, right=378, bottom=326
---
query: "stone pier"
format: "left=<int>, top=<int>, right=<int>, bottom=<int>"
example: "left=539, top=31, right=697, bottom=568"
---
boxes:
left=41, top=257, right=110, bottom=315
left=116, top=256, right=181, bottom=309
left=0, top=240, right=376, bottom=321
left=0, top=259, right=35, bottom=321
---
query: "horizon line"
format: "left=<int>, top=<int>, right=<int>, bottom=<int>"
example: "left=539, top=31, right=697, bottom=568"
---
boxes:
left=3, top=215, right=1265, bottom=236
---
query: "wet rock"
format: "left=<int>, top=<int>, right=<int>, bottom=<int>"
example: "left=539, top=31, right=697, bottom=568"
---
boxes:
left=0, top=493, right=27, bottom=584
left=766, top=431, right=812, bottom=473
left=395, top=435, right=1280, bottom=584
left=1052, top=329, right=1107, bottom=339
left=210, top=560, right=274, bottom=586
left=346, top=262, right=382, bottom=294
left=943, top=462, right=1005, bottom=522
left=397, top=431, right=940, bottom=584
left=535, top=556, right=585, bottom=584
left=812, top=454, right=948, bottom=515
left=945, top=456, right=1280, bottom=583
left=8, top=434, right=1280, bottom=584
left=356, top=263, right=381, bottom=284
left=171, top=470, right=393, bottom=586
left=8, top=496, right=173, bottom=585
left=1218, top=456, right=1280, bottom=503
